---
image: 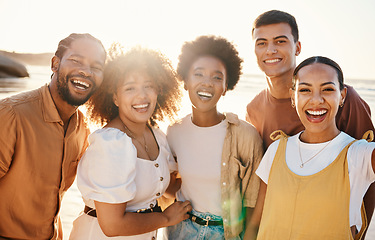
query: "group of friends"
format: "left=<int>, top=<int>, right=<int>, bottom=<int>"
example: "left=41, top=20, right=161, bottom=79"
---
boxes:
left=0, top=9, right=374, bottom=240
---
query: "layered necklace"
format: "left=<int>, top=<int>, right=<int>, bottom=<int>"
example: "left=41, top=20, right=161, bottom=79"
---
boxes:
left=298, top=134, right=334, bottom=168
left=120, top=120, right=150, bottom=158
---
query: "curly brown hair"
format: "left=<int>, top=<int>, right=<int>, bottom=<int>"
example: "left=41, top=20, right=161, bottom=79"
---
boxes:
left=177, top=35, right=243, bottom=90
left=86, top=46, right=182, bottom=127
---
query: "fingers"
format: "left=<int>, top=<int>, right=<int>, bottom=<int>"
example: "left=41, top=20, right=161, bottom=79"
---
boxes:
left=184, top=202, right=192, bottom=213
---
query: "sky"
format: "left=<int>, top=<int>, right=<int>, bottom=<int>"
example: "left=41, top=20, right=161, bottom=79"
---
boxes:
left=0, top=0, right=374, bottom=80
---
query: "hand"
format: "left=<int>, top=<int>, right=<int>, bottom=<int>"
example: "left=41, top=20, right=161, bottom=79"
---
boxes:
left=163, top=200, right=192, bottom=227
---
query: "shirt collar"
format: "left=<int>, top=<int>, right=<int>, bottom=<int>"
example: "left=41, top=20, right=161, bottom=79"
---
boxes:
left=223, top=112, right=240, bottom=126
left=40, top=84, right=78, bottom=124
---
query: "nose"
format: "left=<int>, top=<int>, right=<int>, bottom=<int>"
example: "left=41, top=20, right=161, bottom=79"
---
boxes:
left=266, top=44, right=277, bottom=55
left=310, top=91, right=324, bottom=105
left=138, top=86, right=149, bottom=98
left=78, top=65, right=92, bottom=77
left=202, top=76, right=214, bottom=86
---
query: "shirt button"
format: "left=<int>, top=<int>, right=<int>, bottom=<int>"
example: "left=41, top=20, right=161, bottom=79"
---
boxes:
left=150, top=203, right=154, bottom=208
left=155, top=163, right=159, bottom=168
left=223, top=182, right=226, bottom=186
left=156, top=192, right=160, bottom=196
left=160, top=177, right=164, bottom=181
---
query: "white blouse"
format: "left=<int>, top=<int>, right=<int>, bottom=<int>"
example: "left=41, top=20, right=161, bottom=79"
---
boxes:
left=69, top=127, right=175, bottom=240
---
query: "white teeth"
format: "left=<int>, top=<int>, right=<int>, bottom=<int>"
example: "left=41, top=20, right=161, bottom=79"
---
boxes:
left=73, top=80, right=90, bottom=88
left=133, top=104, right=148, bottom=109
left=307, top=110, right=327, bottom=116
left=197, top=91, right=213, bottom=98
left=265, top=59, right=281, bottom=63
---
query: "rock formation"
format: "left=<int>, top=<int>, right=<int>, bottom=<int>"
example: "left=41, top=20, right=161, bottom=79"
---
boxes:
left=0, top=54, right=29, bottom=78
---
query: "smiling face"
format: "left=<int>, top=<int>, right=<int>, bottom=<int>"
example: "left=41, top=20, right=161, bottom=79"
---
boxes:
left=254, top=23, right=301, bottom=80
left=185, top=55, right=227, bottom=115
left=53, top=38, right=106, bottom=106
left=291, top=63, right=347, bottom=139
left=113, top=71, right=158, bottom=125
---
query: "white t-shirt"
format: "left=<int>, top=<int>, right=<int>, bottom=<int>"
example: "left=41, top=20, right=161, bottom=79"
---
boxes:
left=167, top=114, right=227, bottom=216
left=256, top=131, right=375, bottom=230
left=70, top=127, right=174, bottom=240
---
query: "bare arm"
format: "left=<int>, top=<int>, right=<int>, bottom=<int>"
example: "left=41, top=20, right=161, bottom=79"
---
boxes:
left=95, top=200, right=191, bottom=237
left=164, top=171, right=181, bottom=199
left=243, top=180, right=267, bottom=240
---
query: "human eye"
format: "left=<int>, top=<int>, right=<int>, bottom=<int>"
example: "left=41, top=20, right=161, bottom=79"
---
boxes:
left=298, top=88, right=310, bottom=93
left=92, top=65, right=103, bottom=72
left=123, top=84, right=135, bottom=91
left=213, top=75, right=223, bottom=81
left=194, top=72, right=203, bottom=77
left=323, top=87, right=335, bottom=92
left=256, top=41, right=266, bottom=47
left=145, top=83, right=155, bottom=89
left=70, top=58, right=81, bottom=64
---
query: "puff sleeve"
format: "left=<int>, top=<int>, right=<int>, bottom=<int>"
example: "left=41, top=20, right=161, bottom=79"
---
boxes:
left=77, top=128, right=137, bottom=205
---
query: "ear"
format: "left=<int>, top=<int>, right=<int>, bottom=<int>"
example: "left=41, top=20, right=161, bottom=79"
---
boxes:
left=222, top=85, right=227, bottom=96
left=340, top=86, right=347, bottom=106
left=113, top=94, right=119, bottom=107
left=289, top=87, right=296, bottom=107
left=51, top=56, right=60, bottom=73
left=295, top=41, right=302, bottom=56
left=183, top=81, right=188, bottom=91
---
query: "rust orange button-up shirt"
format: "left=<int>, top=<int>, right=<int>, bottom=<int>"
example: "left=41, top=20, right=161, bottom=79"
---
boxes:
left=0, top=84, right=89, bottom=239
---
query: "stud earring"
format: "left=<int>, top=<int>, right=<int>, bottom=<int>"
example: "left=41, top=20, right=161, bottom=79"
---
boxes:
left=291, top=102, right=295, bottom=108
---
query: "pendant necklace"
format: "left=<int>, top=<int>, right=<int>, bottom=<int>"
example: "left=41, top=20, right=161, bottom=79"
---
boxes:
left=298, top=135, right=333, bottom=168
left=121, top=120, right=149, bottom=155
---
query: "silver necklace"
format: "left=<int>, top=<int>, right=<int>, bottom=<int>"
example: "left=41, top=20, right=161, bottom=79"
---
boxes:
left=298, top=136, right=333, bottom=168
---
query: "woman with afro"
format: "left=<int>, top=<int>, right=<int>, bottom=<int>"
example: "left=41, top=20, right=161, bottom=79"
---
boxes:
left=164, top=36, right=263, bottom=239
left=69, top=47, right=192, bottom=239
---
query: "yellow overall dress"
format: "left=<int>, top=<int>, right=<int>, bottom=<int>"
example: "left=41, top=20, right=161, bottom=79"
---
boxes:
left=257, top=131, right=369, bottom=240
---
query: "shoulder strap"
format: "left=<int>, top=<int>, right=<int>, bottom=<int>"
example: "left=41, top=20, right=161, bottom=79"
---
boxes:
left=362, top=130, right=374, bottom=142
left=270, top=130, right=289, bottom=141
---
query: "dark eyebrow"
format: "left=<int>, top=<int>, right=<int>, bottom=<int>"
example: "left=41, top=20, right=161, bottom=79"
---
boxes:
left=274, top=35, right=289, bottom=41
left=70, top=54, right=104, bottom=67
left=298, top=81, right=336, bottom=87
left=255, top=35, right=290, bottom=43
left=298, top=82, right=312, bottom=87
left=321, top=82, right=336, bottom=87
left=194, top=67, right=224, bottom=75
left=255, top=38, right=267, bottom=43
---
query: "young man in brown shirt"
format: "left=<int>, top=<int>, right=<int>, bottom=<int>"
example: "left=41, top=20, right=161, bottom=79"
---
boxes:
left=246, top=10, right=375, bottom=238
left=0, top=33, right=106, bottom=239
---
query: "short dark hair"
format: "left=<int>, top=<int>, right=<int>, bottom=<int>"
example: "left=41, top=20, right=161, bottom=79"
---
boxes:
left=55, top=33, right=107, bottom=59
left=292, top=56, right=344, bottom=90
left=177, top=35, right=243, bottom=91
left=86, top=46, right=182, bottom=127
left=252, top=10, right=299, bottom=43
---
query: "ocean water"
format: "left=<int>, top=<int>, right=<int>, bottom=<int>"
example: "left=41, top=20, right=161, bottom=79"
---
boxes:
left=1, top=65, right=375, bottom=239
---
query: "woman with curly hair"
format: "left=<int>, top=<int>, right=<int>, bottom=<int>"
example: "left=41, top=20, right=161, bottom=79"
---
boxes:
left=164, top=36, right=263, bottom=239
left=69, top=47, right=192, bottom=240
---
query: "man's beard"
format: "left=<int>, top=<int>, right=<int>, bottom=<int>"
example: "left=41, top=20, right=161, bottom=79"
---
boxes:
left=56, top=69, right=96, bottom=107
